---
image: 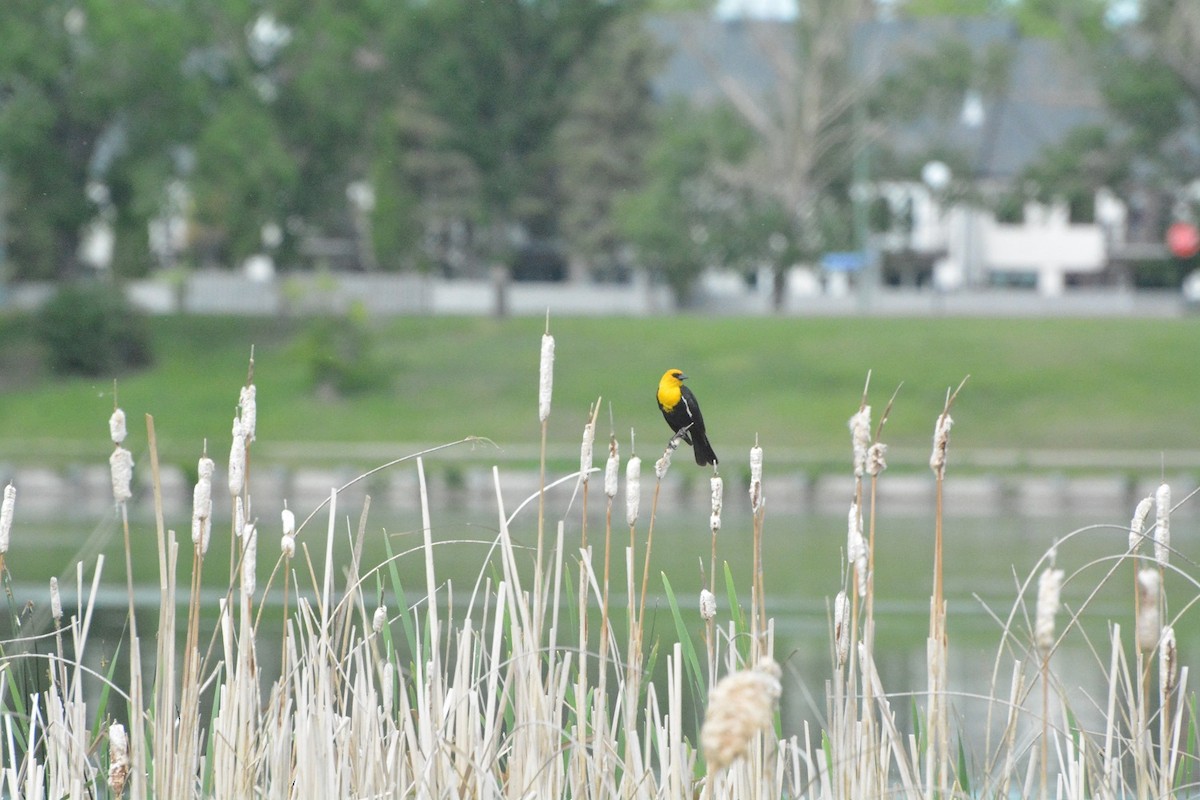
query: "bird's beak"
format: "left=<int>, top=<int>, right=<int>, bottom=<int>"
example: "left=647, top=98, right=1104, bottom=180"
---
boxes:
left=679, top=373, right=688, bottom=381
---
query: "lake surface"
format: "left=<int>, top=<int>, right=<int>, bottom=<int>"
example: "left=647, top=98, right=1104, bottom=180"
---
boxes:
left=5, top=493, right=1192, bottom=754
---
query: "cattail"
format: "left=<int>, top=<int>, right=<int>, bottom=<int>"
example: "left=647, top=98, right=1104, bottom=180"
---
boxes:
left=655, top=448, right=672, bottom=480
left=700, top=589, right=716, bottom=621
left=1160, top=625, right=1178, bottom=695
left=0, top=483, right=14, bottom=554
left=241, top=523, right=257, bottom=596
left=234, top=496, right=246, bottom=540
left=50, top=576, right=62, bottom=622
left=1137, top=567, right=1161, bottom=651
left=281, top=506, right=296, bottom=558
left=538, top=332, right=555, bottom=423
left=239, top=383, right=257, bottom=443
left=228, top=415, right=246, bottom=497
left=930, top=412, right=953, bottom=478
left=625, top=455, right=641, bottom=527
left=867, top=442, right=888, bottom=476
left=1035, top=566, right=1064, bottom=654
left=1154, top=482, right=1170, bottom=566
left=107, top=722, right=129, bottom=796
left=749, top=443, right=764, bottom=513
left=373, top=604, right=388, bottom=634
left=382, top=661, right=395, bottom=714
left=849, top=406, right=871, bottom=478
left=710, top=476, right=723, bottom=533
left=579, top=420, right=595, bottom=484
left=847, top=502, right=867, bottom=598
left=192, top=455, right=214, bottom=554
left=1129, top=495, right=1153, bottom=553
left=109, top=447, right=134, bottom=503
left=701, top=657, right=782, bottom=771
left=604, top=439, right=619, bottom=499
left=834, top=590, right=851, bottom=666
left=109, top=408, right=127, bottom=445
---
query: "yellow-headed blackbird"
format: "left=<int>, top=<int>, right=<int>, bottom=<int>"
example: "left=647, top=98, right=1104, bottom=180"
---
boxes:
left=656, top=368, right=718, bottom=466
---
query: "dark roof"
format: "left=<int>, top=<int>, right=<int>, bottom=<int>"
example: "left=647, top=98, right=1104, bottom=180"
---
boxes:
left=648, top=13, right=1110, bottom=179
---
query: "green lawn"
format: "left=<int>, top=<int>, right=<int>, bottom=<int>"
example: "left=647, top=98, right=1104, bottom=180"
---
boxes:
left=1, top=312, right=1197, bottom=470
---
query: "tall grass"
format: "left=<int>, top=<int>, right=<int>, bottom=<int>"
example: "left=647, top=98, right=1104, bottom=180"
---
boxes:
left=0, top=326, right=1197, bottom=798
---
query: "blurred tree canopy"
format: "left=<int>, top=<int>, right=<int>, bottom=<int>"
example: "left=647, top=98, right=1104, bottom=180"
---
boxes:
left=1, top=0, right=1199, bottom=294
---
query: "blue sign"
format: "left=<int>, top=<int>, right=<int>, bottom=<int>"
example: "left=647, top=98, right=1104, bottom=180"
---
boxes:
left=820, top=251, right=867, bottom=272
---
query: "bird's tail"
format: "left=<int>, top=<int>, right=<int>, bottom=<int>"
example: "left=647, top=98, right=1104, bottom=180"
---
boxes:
left=693, top=431, right=718, bottom=466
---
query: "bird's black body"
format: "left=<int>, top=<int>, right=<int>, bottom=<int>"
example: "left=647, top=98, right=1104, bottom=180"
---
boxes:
left=657, top=369, right=718, bottom=466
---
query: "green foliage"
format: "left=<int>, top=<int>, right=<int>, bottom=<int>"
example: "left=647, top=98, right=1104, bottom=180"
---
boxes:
left=35, top=282, right=153, bottom=376
left=298, top=304, right=389, bottom=397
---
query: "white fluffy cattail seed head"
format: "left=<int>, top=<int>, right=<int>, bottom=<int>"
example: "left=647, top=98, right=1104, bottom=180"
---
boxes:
left=0, top=483, right=14, bottom=554
left=373, top=604, right=387, bottom=634
left=538, top=333, right=555, bottom=423
left=107, top=722, right=129, bottom=795
left=655, top=449, right=672, bottom=480
left=1137, top=568, right=1161, bottom=651
left=604, top=439, right=619, bottom=499
left=700, top=589, right=716, bottom=621
left=625, top=455, right=641, bottom=527
left=50, top=576, right=62, bottom=622
left=749, top=444, right=764, bottom=512
left=109, top=408, right=127, bottom=445
left=228, top=415, right=246, bottom=497
left=579, top=421, right=595, bottom=484
left=701, top=658, right=782, bottom=771
left=710, top=476, right=723, bottom=533
left=849, top=406, right=871, bottom=477
left=191, top=456, right=214, bottom=554
left=281, top=533, right=295, bottom=559
left=281, top=507, right=295, bottom=537
left=109, top=447, right=134, bottom=503
left=867, top=442, right=888, bottom=476
left=1154, top=483, right=1171, bottom=566
left=1130, top=495, right=1153, bottom=553
left=930, top=413, right=953, bottom=477
left=239, top=384, right=257, bottom=443
left=1035, top=566, right=1064, bottom=653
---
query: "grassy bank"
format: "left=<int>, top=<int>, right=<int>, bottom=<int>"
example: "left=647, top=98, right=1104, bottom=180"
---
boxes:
left=0, top=313, right=1197, bottom=467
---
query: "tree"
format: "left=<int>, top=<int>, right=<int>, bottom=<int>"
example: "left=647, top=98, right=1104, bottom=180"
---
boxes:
left=556, top=12, right=664, bottom=279
left=394, top=0, right=627, bottom=275
left=0, top=0, right=197, bottom=279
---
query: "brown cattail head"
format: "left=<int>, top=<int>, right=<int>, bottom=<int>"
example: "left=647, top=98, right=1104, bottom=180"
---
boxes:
left=701, top=657, right=782, bottom=771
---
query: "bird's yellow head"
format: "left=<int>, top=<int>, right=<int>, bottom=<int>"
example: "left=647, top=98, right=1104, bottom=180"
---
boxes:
left=657, top=368, right=686, bottom=408
left=659, top=368, right=686, bottom=388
